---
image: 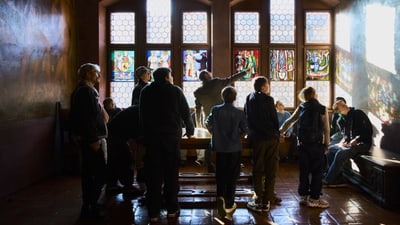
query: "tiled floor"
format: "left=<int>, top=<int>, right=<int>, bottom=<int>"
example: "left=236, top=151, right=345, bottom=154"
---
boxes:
left=1, top=159, right=400, bottom=225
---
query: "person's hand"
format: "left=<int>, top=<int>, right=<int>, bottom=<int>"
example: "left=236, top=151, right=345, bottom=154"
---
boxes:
left=323, top=145, right=329, bottom=154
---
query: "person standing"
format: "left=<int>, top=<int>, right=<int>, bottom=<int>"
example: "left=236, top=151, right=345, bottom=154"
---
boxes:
left=244, top=76, right=280, bottom=212
left=205, top=86, right=248, bottom=221
left=131, top=66, right=152, bottom=106
left=69, top=63, right=109, bottom=219
left=139, top=67, right=195, bottom=223
left=193, top=68, right=248, bottom=172
left=280, top=86, right=330, bottom=208
left=131, top=66, right=152, bottom=183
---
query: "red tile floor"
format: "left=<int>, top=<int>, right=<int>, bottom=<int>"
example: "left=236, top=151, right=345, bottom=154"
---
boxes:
left=1, top=158, right=400, bottom=225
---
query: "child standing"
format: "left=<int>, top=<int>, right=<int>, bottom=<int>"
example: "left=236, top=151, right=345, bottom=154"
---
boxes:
left=279, top=86, right=330, bottom=208
left=205, top=86, right=248, bottom=221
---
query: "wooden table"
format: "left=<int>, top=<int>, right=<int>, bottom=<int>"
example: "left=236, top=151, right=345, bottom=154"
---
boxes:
left=180, top=128, right=249, bottom=149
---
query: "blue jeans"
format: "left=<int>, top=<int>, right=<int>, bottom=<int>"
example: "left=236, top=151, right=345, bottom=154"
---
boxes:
left=324, top=143, right=370, bottom=184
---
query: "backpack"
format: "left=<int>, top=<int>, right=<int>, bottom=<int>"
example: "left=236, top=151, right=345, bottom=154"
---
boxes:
left=297, top=100, right=325, bottom=144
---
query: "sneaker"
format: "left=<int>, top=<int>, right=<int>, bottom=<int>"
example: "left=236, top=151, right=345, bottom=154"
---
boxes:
left=216, top=197, right=226, bottom=218
left=224, top=203, right=237, bottom=221
left=307, top=198, right=330, bottom=208
left=167, top=209, right=180, bottom=218
left=299, top=195, right=308, bottom=206
left=261, top=201, right=270, bottom=212
left=247, top=200, right=263, bottom=212
left=225, top=202, right=237, bottom=215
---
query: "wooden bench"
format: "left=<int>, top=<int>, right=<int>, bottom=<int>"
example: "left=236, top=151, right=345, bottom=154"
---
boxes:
left=343, top=147, right=400, bottom=208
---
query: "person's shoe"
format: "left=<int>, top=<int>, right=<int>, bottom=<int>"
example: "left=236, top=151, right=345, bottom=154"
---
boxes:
left=216, top=197, right=226, bottom=218
left=247, top=200, right=263, bottom=212
left=307, top=198, right=330, bottom=208
left=225, top=202, right=237, bottom=215
left=261, top=201, right=270, bottom=212
left=299, top=195, right=308, bottom=206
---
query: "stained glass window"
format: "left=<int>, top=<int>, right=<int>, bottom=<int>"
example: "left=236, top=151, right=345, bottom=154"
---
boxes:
left=183, top=12, right=207, bottom=44
left=305, top=49, right=330, bottom=81
left=234, top=12, right=259, bottom=43
left=146, top=50, right=171, bottom=70
left=270, top=49, right=295, bottom=81
left=305, top=12, right=331, bottom=44
left=146, top=0, right=171, bottom=43
left=270, top=0, right=295, bottom=44
left=110, top=12, right=135, bottom=44
left=110, top=50, right=135, bottom=81
left=233, top=49, right=259, bottom=81
left=182, top=50, right=208, bottom=81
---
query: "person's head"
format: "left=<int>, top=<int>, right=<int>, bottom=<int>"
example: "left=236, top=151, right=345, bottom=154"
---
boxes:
left=298, top=86, right=316, bottom=102
left=78, top=63, right=101, bottom=86
left=332, top=100, right=349, bottom=116
left=135, top=66, right=152, bottom=82
left=221, top=86, right=237, bottom=104
left=153, top=67, right=173, bottom=84
left=103, top=97, right=115, bottom=110
left=199, top=70, right=212, bottom=81
left=253, top=76, right=269, bottom=94
left=276, top=100, right=285, bottom=111
left=335, top=96, right=346, bottom=104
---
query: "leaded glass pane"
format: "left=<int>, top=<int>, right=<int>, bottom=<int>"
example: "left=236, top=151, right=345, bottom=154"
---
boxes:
left=110, top=50, right=135, bottom=81
left=146, top=0, right=171, bottom=43
left=183, top=12, right=207, bottom=44
left=305, top=49, right=330, bottom=80
left=110, top=12, right=135, bottom=44
left=182, top=50, right=208, bottom=81
left=305, top=12, right=331, bottom=44
left=270, top=0, right=295, bottom=44
left=270, top=81, right=295, bottom=108
left=146, top=50, right=171, bottom=70
left=235, top=81, right=254, bottom=108
left=234, top=49, right=259, bottom=80
left=270, top=49, right=295, bottom=81
left=110, top=82, right=135, bottom=108
left=305, top=80, right=330, bottom=107
left=182, top=81, right=202, bottom=108
left=234, top=12, right=259, bottom=44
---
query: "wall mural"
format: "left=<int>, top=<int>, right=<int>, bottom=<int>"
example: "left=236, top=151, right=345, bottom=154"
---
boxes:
left=0, top=0, right=73, bottom=121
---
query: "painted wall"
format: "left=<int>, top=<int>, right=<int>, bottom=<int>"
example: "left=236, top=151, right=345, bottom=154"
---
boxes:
left=0, top=0, right=75, bottom=197
left=334, top=0, right=400, bottom=152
